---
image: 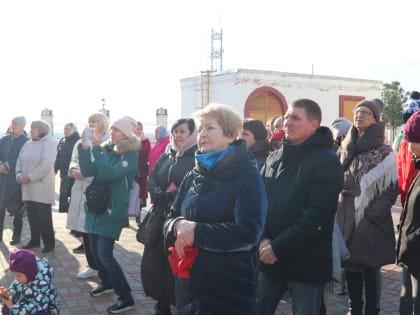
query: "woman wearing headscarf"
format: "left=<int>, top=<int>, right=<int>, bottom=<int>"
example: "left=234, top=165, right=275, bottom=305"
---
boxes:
left=163, top=103, right=267, bottom=314
left=336, top=100, right=398, bottom=315
left=78, top=116, right=139, bottom=314
left=141, top=118, right=198, bottom=315
left=66, top=112, right=109, bottom=279
left=148, top=125, right=170, bottom=175
left=0, top=116, right=29, bottom=244
left=16, top=120, right=56, bottom=253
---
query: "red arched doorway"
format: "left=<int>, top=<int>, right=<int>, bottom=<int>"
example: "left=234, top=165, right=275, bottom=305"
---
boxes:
left=244, top=87, right=287, bottom=126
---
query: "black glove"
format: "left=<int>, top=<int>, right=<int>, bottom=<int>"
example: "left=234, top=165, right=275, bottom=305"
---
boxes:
left=154, top=191, right=174, bottom=208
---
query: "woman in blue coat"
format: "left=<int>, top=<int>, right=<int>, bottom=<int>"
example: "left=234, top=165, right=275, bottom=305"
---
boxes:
left=164, top=103, right=267, bottom=315
left=78, top=116, right=139, bottom=314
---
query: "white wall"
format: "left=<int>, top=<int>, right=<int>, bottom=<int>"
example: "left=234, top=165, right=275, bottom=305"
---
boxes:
left=181, top=69, right=382, bottom=127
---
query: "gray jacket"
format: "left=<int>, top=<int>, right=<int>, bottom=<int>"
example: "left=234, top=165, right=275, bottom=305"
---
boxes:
left=16, top=135, right=56, bottom=205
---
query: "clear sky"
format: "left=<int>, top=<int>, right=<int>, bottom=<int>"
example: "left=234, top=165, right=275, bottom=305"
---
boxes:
left=1, top=0, right=419, bottom=133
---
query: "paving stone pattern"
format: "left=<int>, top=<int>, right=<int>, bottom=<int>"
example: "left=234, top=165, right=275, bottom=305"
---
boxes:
left=0, top=187, right=402, bottom=315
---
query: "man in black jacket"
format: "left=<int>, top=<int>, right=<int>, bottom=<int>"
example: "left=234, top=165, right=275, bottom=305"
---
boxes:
left=54, top=122, right=80, bottom=212
left=256, top=99, right=343, bottom=315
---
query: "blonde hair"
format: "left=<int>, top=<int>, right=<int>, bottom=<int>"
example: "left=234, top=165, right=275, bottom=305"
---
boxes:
left=194, top=103, right=242, bottom=139
left=88, top=113, right=109, bottom=133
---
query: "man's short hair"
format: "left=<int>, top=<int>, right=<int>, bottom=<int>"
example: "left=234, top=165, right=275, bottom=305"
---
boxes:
left=291, top=99, right=322, bottom=123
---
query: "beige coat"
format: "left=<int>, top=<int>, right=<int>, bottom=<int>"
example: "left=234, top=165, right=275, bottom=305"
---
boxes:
left=16, top=135, right=56, bottom=205
left=66, top=139, right=92, bottom=233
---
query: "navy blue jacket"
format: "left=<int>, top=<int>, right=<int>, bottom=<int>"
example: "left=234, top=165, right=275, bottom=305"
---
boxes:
left=0, top=133, right=29, bottom=208
left=165, top=140, right=267, bottom=314
left=260, top=127, right=343, bottom=283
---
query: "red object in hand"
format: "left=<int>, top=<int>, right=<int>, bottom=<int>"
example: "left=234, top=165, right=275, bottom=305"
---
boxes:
left=271, top=129, right=285, bottom=141
left=168, top=246, right=199, bottom=279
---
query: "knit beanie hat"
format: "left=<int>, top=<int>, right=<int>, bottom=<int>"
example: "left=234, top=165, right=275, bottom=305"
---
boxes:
left=111, top=116, right=137, bottom=137
left=355, top=100, right=382, bottom=121
left=9, top=249, right=39, bottom=281
left=243, top=119, right=267, bottom=141
left=404, top=110, right=420, bottom=143
left=12, top=116, right=26, bottom=129
left=330, top=118, right=352, bottom=141
left=31, top=120, right=50, bottom=135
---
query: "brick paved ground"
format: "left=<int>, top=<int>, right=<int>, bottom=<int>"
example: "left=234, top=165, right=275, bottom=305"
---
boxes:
left=0, top=191, right=402, bottom=315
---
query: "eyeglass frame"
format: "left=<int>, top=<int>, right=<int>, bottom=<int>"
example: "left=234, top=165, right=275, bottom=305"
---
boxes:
left=352, top=109, right=373, bottom=117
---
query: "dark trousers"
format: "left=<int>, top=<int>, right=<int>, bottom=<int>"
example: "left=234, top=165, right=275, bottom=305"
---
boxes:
left=256, top=271, right=323, bottom=315
left=82, top=232, right=97, bottom=270
left=0, top=208, right=6, bottom=241
left=26, top=201, right=55, bottom=247
left=88, top=233, right=132, bottom=301
left=141, top=245, right=175, bottom=307
left=0, top=208, right=23, bottom=242
left=11, top=209, right=23, bottom=241
left=400, top=267, right=420, bottom=315
left=346, top=268, right=381, bottom=315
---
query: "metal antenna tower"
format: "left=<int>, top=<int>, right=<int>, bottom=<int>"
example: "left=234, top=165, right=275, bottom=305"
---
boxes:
left=211, top=28, right=223, bottom=72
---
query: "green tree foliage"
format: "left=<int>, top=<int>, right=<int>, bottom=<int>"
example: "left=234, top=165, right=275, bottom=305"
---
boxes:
left=382, top=81, right=407, bottom=139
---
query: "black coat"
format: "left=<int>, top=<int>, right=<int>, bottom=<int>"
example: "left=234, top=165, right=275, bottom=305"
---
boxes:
left=54, top=132, right=80, bottom=178
left=249, top=138, right=269, bottom=170
left=260, top=127, right=343, bottom=283
left=397, top=170, right=420, bottom=276
left=142, top=144, right=197, bottom=305
left=148, top=144, right=197, bottom=203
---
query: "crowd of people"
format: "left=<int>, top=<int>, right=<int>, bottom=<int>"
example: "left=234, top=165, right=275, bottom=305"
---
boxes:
left=0, top=93, right=419, bottom=314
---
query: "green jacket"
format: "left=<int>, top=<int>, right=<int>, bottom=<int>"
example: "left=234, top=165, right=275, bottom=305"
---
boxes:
left=78, top=136, right=139, bottom=240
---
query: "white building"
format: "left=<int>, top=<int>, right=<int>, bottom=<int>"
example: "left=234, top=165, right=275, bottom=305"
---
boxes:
left=180, top=68, right=382, bottom=127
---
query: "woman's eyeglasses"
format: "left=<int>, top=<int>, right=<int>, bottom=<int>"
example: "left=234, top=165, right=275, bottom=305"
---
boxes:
left=352, top=109, right=373, bottom=117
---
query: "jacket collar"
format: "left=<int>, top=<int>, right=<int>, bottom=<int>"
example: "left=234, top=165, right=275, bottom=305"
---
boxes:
left=102, top=135, right=140, bottom=155
left=282, top=126, right=333, bottom=165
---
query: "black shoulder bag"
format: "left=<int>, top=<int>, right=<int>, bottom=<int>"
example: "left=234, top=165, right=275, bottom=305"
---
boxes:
left=136, top=205, right=167, bottom=248
left=85, top=178, right=110, bottom=214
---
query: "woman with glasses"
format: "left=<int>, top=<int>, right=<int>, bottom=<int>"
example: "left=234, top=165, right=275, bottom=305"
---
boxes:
left=336, top=100, right=398, bottom=315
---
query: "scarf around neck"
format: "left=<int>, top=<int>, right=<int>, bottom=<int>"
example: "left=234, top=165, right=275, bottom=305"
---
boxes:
left=195, top=145, right=235, bottom=171
left=340, top=121, right=397, bottom=227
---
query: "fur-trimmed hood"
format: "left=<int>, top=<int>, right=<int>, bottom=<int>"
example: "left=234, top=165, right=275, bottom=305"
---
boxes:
left=102, top=135, right=141, bottom=155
